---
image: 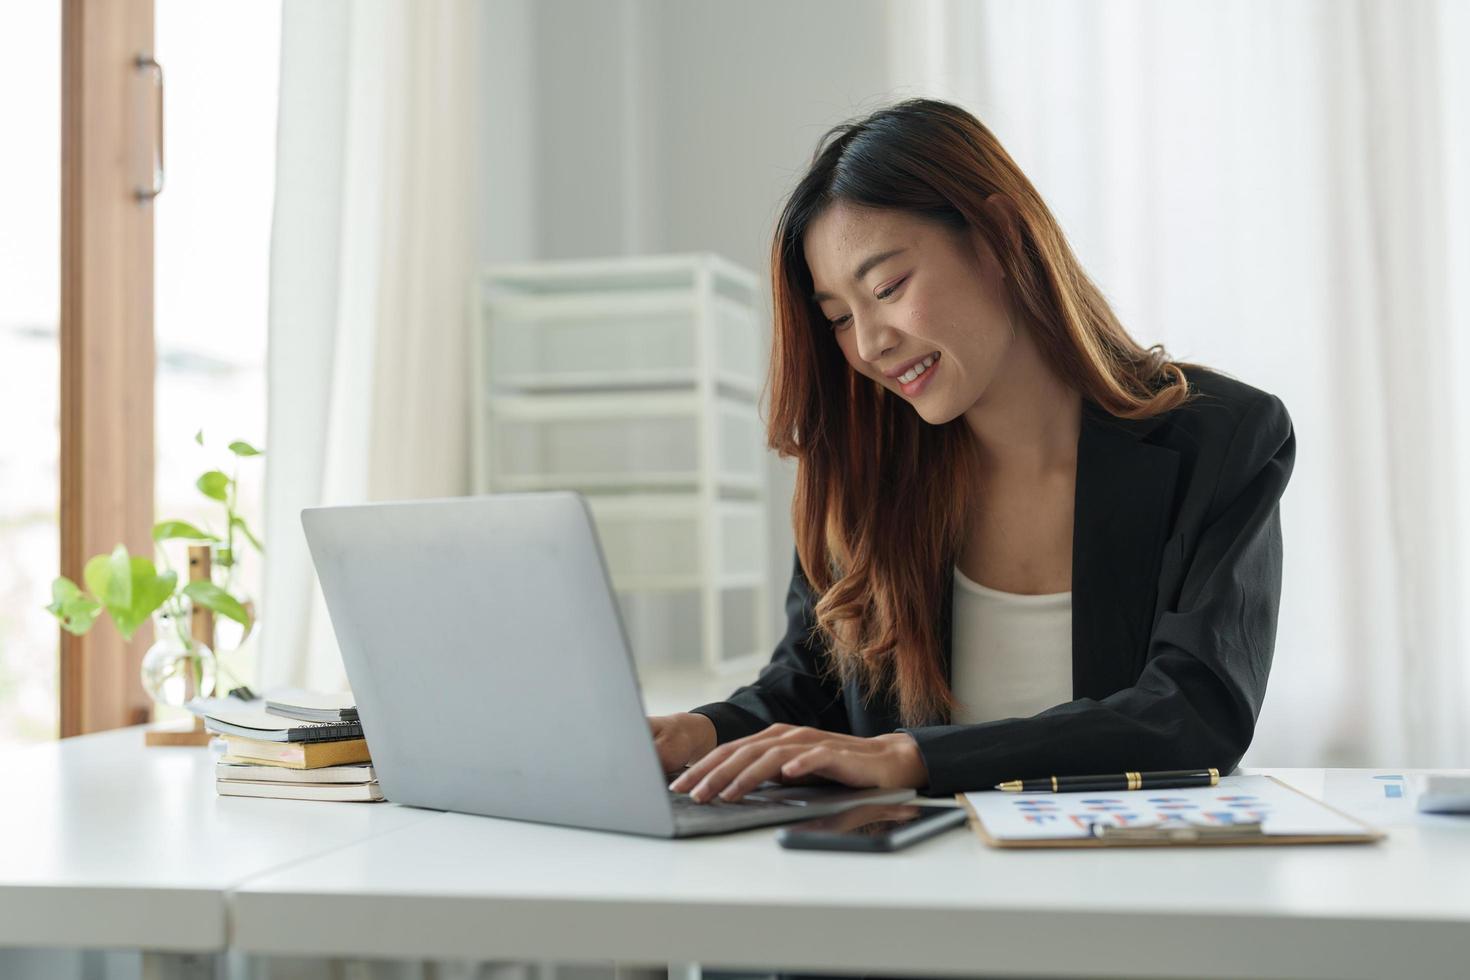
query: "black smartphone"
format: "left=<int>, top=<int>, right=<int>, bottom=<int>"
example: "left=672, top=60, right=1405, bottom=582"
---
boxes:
left=775, top=802, right=968, bottom=852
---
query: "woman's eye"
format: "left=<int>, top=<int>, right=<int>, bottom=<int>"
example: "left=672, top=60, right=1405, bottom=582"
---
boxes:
left=826, top=277, right=906, bottom=330
left=875, top=276, right=907, bottom=301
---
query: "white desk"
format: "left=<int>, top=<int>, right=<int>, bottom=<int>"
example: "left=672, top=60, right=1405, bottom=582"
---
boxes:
left=0, top=667, right=722, bottom=967
left=0, top=726, right=437, bottom=956
left=3, top=721, right=1468, bottom=979
left=227, top=767, right=1470, bottom=980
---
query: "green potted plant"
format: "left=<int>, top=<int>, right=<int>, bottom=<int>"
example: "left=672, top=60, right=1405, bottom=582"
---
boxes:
left=46, top=434, right=265, bottom=710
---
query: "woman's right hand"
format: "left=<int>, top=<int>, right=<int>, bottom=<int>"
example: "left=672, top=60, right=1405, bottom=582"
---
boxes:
left=647, top=712, right=718, bottom=778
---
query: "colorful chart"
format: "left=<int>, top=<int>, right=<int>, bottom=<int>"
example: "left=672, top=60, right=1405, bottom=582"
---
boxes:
left=964, top=774, right=1371, bottom=841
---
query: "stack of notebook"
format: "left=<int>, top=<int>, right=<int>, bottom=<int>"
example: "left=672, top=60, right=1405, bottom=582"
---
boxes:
left=203, top=691, right=383, bottom=803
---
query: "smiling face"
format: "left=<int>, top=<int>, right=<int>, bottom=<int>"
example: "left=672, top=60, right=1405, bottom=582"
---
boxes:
left=802, top=200, right=1017, bottom=425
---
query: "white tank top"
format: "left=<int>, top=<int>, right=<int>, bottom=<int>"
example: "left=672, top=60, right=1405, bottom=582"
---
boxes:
left=949, top=563, right=1073, bottom=725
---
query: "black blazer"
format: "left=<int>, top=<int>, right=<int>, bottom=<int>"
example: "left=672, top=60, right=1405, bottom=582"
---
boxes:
left=689, top=367, right=1296, bottom=796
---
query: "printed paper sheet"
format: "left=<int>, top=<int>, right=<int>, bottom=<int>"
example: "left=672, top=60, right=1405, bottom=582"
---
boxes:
left=962, top=774, right=1367, bottom=840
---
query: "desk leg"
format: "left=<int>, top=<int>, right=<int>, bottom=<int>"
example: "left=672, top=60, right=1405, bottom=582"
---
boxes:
left=141, top=951, right=222, bottom=980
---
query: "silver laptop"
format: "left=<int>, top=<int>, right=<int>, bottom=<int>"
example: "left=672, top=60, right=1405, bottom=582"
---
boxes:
left=300, top=491, right=914, bottom=837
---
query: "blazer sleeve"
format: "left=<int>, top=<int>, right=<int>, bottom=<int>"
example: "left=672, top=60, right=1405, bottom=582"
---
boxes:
left=901, top=392, right=1296, bottom=796
left=687, top=547, right=852, bottom=743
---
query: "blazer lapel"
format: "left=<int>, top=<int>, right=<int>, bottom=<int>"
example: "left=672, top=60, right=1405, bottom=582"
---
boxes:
left=927, top=397, right=1180, bottom=725
left=935, top=399, right=1180, bottom=702
left=1070, top=399, right=1180, bottom=698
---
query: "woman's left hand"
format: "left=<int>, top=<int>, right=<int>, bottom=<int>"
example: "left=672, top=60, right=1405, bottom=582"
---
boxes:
left=666, top=723, right=930, bottom=802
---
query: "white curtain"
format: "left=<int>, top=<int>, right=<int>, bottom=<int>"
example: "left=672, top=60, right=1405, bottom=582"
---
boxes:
left=260, top=0, right=477, bottom=696
left=889, top=0, right=1470, bottom=767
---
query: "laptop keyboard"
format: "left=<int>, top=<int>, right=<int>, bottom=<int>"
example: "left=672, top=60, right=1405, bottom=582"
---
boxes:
left=668, top=790, right=805, bottom=813
left=666, top=788, right=817, bottom=835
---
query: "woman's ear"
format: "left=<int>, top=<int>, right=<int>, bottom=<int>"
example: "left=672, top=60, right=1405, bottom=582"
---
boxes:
left=967, top=217, right=1008, bottom=283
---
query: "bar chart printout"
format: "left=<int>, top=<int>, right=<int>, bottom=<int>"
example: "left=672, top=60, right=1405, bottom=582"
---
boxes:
left=962, top=775, right=1370, bottom=840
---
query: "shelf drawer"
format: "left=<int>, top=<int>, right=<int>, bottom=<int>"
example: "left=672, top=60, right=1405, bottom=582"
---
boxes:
left=713, top=296, right=761, bottom=390
left=484, top=290, right=761, bottom=393
left=718, top=502, right=764, bottom=579
left=584, top=495, right=765, bottom=585
left=613, top=582, right=768, bottom=672
left=591, top=496, right=702, bottom=582
left=487, top=395, right=764, bottom=490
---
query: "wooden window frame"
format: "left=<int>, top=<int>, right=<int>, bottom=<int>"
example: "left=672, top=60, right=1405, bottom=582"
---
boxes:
left=59, top=0, right=156, bottom=736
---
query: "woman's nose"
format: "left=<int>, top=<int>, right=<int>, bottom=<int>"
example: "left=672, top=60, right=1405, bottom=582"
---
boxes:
left=854, top=315, right=899, bottom=366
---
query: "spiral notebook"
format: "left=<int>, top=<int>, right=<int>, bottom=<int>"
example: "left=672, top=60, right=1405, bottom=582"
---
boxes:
left=958, top=774, right=1385, bottom=848
left=201, top=703, right=363, bottom=743
left=264, top=687, right=359, bottom=724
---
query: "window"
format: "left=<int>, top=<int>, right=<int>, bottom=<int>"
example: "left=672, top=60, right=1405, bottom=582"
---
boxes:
left=151, top=0, right=280, bottom=717
left=0, top=0, right=281, bottom=743
left=0, top=1, right=61, bottom=747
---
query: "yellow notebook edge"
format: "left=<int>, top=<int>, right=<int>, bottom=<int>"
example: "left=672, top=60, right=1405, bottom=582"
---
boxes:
left=218, top=740, right=371, bottom=770
left=953, top=774, right=1387, bottom=849
left=221, top=733, right=369, bottom=751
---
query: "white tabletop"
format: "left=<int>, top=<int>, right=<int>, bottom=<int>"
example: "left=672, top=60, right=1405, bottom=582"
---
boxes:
left=0, top=661, right=737, bottom=956
left=228, top=766, right=1470, bottom=979
left=0, top=725, right=438, bottom=952
left=6, top=716, right=1469, bottom=978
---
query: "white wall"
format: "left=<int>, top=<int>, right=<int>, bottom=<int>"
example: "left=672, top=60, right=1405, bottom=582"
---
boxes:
left=479, top=0, right=899, bottom=653
left=478, top=0, right=537, bottom=263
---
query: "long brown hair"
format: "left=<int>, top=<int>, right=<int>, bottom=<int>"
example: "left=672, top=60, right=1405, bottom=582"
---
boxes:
left=766, top=97, right=1199, bottom=727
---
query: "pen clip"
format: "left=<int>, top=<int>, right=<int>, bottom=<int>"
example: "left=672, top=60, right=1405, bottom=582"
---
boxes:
left=1092, top=820, right=1265, bottom=843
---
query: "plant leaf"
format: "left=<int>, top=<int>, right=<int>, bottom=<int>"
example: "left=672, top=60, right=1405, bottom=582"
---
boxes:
left=46, top=577, right=102, bottom=636
left=182, top=580, right=251, bottom=628
left=228, top=440, right=262, bottom=457
left=196, top=470, right=231, bottom=502
left=111, top=560, right=176, bottom=641
left=84, top=544, right=133, bottom=615
left=152, top=519, right=219, bottom=543
left=48, top=575, right=84, bottom=610
left=230, top=515, right=264, bottom=553
left=194, top=429, right=204, bottom=446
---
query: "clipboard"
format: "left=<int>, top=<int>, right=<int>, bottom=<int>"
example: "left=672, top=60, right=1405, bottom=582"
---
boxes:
left=957, top=774, right=1386, bottom=848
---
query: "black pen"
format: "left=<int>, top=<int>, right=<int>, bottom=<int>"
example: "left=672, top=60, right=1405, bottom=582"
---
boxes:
left=994, top=767, right=1220, bottom=792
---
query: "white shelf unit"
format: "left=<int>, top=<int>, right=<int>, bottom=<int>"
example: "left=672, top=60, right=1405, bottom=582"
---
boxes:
left=473, top=253, right=770, bottom=675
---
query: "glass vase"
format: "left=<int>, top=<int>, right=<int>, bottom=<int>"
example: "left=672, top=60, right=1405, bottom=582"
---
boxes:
left=140, top=603, right=217, bottom=708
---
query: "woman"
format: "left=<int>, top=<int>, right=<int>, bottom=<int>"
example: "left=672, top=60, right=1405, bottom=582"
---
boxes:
left=651, top=97, right=1295, bottom=804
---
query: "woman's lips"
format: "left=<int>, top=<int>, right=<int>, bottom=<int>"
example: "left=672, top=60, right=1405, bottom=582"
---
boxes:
left=899, top=351, right=940, bottom=397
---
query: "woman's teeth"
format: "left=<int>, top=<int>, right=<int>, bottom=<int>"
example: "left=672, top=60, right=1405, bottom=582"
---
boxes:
left=898, top=353, right=938, bottom=384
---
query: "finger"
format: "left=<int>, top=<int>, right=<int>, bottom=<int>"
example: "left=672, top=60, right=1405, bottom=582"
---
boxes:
left=668, top=724, right=793, bottom=792
left=781, top=745, right=832, bottom=780
left=717, top=744, right=814, bottom=801
left=685, top=739, right=788, bottom=801
left=688, top=734, right=814, bottom=802
left=780, top=745, right=876, bottom=788
left=667, top=739, right=739, bottom=792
